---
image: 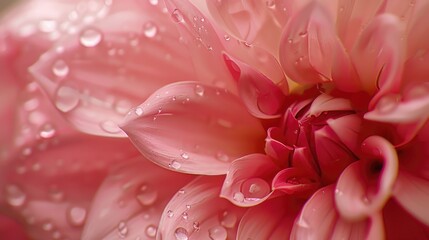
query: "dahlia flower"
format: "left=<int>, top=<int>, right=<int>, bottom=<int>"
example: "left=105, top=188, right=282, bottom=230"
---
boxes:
left=1, top=0, right=428, bottom=239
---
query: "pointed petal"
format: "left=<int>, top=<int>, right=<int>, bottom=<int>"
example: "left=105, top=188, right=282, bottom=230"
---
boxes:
left=327, top=114, right=362, bottom=154
left=393, top=170, right=429, bottom=226
left=81, top=157, right=194, bottom=240
left=237, top=197, right=301, bottom=239
left=224, top=55, right=286, bottom=119
left=220, top=154, right=279, bottom=207
left=121, top=82, right=265, bottom=175
left=157, top=176, right=246, bottom=240
left=30, top=1, right=200, bottom=137
left=335, top=136, right=398, bottom=221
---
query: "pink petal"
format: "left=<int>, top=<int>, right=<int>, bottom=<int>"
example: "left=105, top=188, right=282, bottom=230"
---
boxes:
left=224, top=55, right=286, bottom=119
left=335, top=136, right=398, bottom=221
left=157, top=176, right=246, bottom=240
left=121, top=82, right=265, bottom=175
left=272, top=167, right=320, bottom=197
left=393, top=170, right=429, bottom=226
left=220, top=154, right=279, bottom=207
left=327, top=114, right=362, bottom=154
left=308, top=94, right=353, bottom=116
left=350, top=14, right=405, bottom=105
left=30, top=1, right=201, bottom=137
left=279, top=2, right=342, bottom=85
left=265, top=127, right=293, bottom=168
left=0, top=215, right=29, bottom=240
left=291, top=185, right=376, bottom=240
left=81, top=157, right=194, bottom=240
left=237, top=196, right=301, bottom=239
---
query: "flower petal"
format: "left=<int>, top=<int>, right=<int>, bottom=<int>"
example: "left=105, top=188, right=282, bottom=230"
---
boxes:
left=237, top=196, right=301, bottom=239
left=335, top=136, right=398, bottom=221
left=121, top=81, right=265, bottom=175
left=0, top=215, right=29, bottom=240
left=220, top=154, right=279, bottom=207
left=81, top=157, right=194, bottom=240
left=30, top=1, right=199, bottom=137
left=157, top=176, right=246, bottom=240
left=272, top=167, right=320, bottom=197
left=224, top=55, right=286, bottom=119
left=393, top=170, right=429, bottom=226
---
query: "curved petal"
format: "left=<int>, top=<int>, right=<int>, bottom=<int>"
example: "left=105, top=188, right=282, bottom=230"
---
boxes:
left=224, top=55, right=286, bottom=119
left=81, top=157, right=194, bottom=240
left=265, top=127, right=293, bottom=168
left=237, top=196, right=301, bottom=239
left=327, top=114, right=362, bottom=154
left=30, top=1, right=201, bottom=137
left=157, top=176, right=246, bottom=240
left=121, top=81, right=265, bottom=175
left=272, top=167, right=320, bottom=197
left=335, top=136, right=398, bottom=221
left=220, top=154, right=279, bottom=207
left=393, top=170, right=429, bottom=226
left=350, top=14, right=405, bottom=106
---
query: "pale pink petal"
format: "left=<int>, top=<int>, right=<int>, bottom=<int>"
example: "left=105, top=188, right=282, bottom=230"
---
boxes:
left=308, top=94, right=353, bottom=116
left=81, top=157, right=194, bottom=240
left=335, top=136, right=398, bottom=221
left=279, top=2, right=344, bottom=85
left=272, top=167, right=320, bottom=197
left=350, top=14, right=405, bottom=106
left=121, top=82, right=265, bottom=175
left=291, top=185, right=376, bottom=240
left=224, top=55, right=286, bottom=119
left=157, top=176, right=246, bottom=240
left=220, top=154, right=279, bottom=207
left=393, top=170, right=429, bottom=226
left=237, top=197, right=301, bottom=239
left=30, top=1, right=201, bottom=137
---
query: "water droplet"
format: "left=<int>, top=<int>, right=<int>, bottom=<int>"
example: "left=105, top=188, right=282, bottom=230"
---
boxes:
left=167, top=210, right=174, bottom=218
left=178, top=189, right=185, bottom=194
left=6, top=185, right=26, bottom=207
left=39, top=123, right=56, bottom=138
left=224, top=35, right=230, bottom=41
left=220, top=211, right=237, bottom=228
left=68, top=206, right=87, bottom=226
left=55, top=85, right=80, bottom=112
left=80, top=28, right=102, bottom=47
left=376, top=94, right=400, bottom=113
left=137, top=185, right=158, bottom=206
left=335, top=188, right=343, bottom=196
left=146, top=225, right=157, bottom=238
left=118, top=221, right=128, bottom=238
left=186, top=204, right=191, bottom=209
left=52, top=59, right=69, bottom=77
left=182, top=212, right=189, bottom=220
left=174, top=227, right=189, bottom=240
left=100, top=120, right=122, bottom=134
left=194, top=85, right=205, bottom=96
left=216, top=152, right=229, bottom=162
left=172, top=9, right=184, bottom=23
left=180, top=152, right=189, bottom=160
left=266, top=0, right=276, bottom=9
left=135, top=107, right=143, bottom=116
left=241, top=178, right=270, bottom=200
left=143, top=21, right=158, bottom=38
left=193, top=221, right=200, bottom=232
left=42, top=222, right=54, bottom=231
left=38, top=20, right=57, bottom=33
left=287, top=38, right=293, bottom=44
left=208, top=226, right=227, bottom=240
left=169, top=160, right=181, bottom=170
left=233, top=192, right=244, bottom=202
left=148, top=0, right=158, bottom=5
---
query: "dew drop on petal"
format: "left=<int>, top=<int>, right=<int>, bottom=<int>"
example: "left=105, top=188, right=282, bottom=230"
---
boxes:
left=178, top=189, right=185, bottom=195
left=146, top=224, right=157, bottom=238
left=172, top=9, right=184, bottom=23
left=193, top=221, right=200, bottom=232
left=220, top=211, right=237, bottom=228
left=169, top=160, right=181, bottom=170
left=39, top=123, right=56, bottom=139
left=136, top=185, right=158, bottom=206
left=5, top=185, right=26, bottom=207
left=38, top=19, right=57, bottom=33
left=68, top=206, right=87, bottom=226
left=100, top=120, right=122, bottom=134
left=52, top=59, right=69, bottom=77
left=118, top=221, right=128, bottom=238
left=80, top=28, right=102, bottom=47
left=143, top=21, right=158, bottom=38
left=180, top=152, right=189, bottom=160
left=42, top=222, right=54, bottom=231
left=194, top=85, right=205, bottom=96
left=224, top=35, right=230, bottom=41
left=148, top=0, right=158, bottom=5
left=216, top=151, right=229, bottom=162
left=241, top=178, right=270, bottom=200
left=232, top=192, right=244, bottom=202
left=174, top=227, right=189, bottom=240
left=208, top=226, right=227, bottom=240
left=55, top=85, right=80, bottom=112
left=135, top=107, right=143, bottom=116
left=182, top=212, right=189, bottom=220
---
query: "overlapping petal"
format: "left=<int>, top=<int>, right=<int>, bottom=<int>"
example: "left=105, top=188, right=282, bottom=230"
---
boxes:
left=121, top=81, right=265, bottom=175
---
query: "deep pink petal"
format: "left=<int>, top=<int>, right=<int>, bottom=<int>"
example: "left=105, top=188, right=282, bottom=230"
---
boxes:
left=157, top=176, right=246, bottom=240
left=81, top=157, right=194, bottom=240
left=30, top=1, right=201, bottom=137
left=0, top=215, right=29, bottom=240
left=121, top=82, right=265, bottom=175
left=265, top=127, right=293, bottom=168
left=393, top=170, right=429, bottom=226
left=220, top=154, right=279, bottom=207
left=335, top=136, right=398, bottom=221
left=237, top=196, right=301, bottom=239
left=224, top=55, right=287, bottom=119
left=327, top=114, right=362, bottom=154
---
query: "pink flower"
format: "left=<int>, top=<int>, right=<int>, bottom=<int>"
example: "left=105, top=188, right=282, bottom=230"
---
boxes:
left=1, top=0, right=429, bottom=240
